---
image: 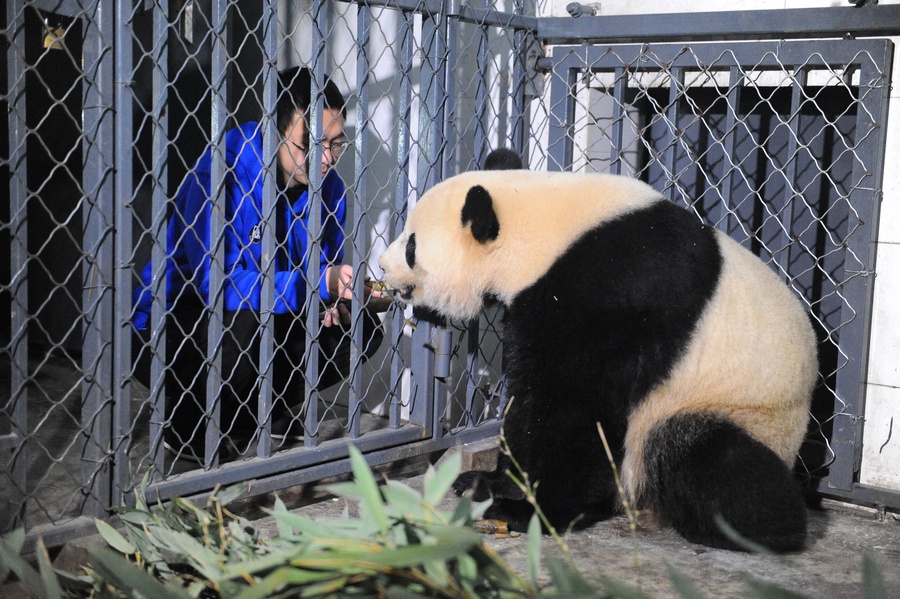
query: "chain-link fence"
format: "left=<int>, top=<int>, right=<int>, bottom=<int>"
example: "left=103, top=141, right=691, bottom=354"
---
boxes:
left=2, top=0, right=897, bottom=547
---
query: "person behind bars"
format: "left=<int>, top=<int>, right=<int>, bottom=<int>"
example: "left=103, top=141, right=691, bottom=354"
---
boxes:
left=132, top=67, right=384, bottom=463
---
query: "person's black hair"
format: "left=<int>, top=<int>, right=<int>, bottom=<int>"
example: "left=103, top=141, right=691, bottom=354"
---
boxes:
left=276, top=66, right=347, bottom=137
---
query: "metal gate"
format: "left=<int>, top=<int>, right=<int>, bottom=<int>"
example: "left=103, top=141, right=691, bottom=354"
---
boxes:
left=2, top=1, right=898, bottom=548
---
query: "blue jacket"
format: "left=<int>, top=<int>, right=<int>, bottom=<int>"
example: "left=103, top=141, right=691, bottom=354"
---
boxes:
left=133, top=122, right=346, bottom=330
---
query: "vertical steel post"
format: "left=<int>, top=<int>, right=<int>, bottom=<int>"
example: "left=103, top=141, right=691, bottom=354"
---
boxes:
left=81, top=0, right=116, bottom=518
left=349, top=2, right=373, bottom=440
left=304, top=0, right=326, bottom=448
left=257, top=0, right=278, bottom=458
left=664, top=66, right=685, bottom=202
left=775, top=66, right=807, bottom=284
left=409, top=6, right=445, bottom=433
left=610, top=67, right=627, bottom=176
left=4, top=0, right=29, bottom=533
left=113, top=0, right=136, bottom=502
left=206, top=0, right=228, bottom=468
left=714, top=65, right=743, bottom=236
left=511, top=0, right=527, bottom=158
left=148, top=0, right=169, bottom=476
left=548, top=56, right=579, bottom=171
left=828, top=46, right=893, bottom=492
left=389, top=8, right=415, bottom=430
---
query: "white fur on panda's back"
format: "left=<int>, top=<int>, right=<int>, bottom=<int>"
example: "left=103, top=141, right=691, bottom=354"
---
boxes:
left=621, top=230, right=818, bottom=502
left=417, top=171, right=661, bottom=299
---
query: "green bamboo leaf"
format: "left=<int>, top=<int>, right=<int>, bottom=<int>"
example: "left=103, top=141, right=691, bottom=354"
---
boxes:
left=95, top=519, right=136, bottom=555
left=230, top=566, right=339, bottom=599
left=0, top=534, right=46, bottom=597
left=347, top=445, right=389, bottom=534
left=457, top=552, right=478, bottom=583
left=545, top=557, right=603, bottom=598
left=423, top=559, right=452, bottom=588
left=89, top=547, right=191, bottom=599
left=450, top=492, right=474, bottom=525
left=527, top=512, right=542, bottom=584
left=382, top=480, right=427, bottom=519
left=116, top=508, right=153, bottom=525
left=35, top=540, right=64, bottom=599
left=863, top=555, right=886, bottom=599
left=0, top=528, right=25, bottom=585
left=267, top=508, right=362, bottom=540
left=153, top=527, right=223, bottom=577
left=666, top=565, right=706, bottom=599
left=272, top=496, right=293, bottom=538
left=210, top=482, right=250, bottom=508
left=423, top=451, right=461, bottom=506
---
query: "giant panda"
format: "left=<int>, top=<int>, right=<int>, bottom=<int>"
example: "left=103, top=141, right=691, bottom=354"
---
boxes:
left=378, top=150, right=818, bottom=552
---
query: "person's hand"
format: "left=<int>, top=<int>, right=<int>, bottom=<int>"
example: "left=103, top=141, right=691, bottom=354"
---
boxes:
left=321, top=265, right=385, bottom=327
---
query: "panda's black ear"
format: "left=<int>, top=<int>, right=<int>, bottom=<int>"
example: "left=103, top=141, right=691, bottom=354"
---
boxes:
left=461, top=185, right=500, bottom=243
left=483, top=148, right=523, bottom=170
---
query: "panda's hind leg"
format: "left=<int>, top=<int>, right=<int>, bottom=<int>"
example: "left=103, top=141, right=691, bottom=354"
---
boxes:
left=644, top=413, right=807, bottom=553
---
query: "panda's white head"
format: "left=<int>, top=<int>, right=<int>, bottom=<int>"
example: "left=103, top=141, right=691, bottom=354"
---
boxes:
left=379, top=174, right=503, bottom=321
left=378, top=150, right=662, bottom=320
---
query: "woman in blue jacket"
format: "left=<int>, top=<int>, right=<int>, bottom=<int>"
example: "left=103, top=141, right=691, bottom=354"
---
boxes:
left=133, top=67, right=384, bottom=464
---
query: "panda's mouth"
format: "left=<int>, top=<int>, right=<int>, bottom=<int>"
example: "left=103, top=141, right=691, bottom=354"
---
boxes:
left=399, top=285, right=416, bottom=300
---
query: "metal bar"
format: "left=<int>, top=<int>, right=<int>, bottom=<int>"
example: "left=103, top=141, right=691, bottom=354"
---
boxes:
left=148, top=0, right=169, bottom=477
left=350, top=2, right=373, bottom=440
left=664, top=67, right=684, bottom=202
left=774, top=66, right=807, bottom=283
left=542, top=40, right=894, bottom=78
left=257, top=0, right=278, bottom=459
left=389, top=8, right=415, bottom=430
left=445, top=1, right=459, bottom=178
left=333, top=0, right=442, bottom=17
left=207, top=0, right=228, bottom=468
left=144, top=424, right=429, bottom=500
left=408, top=9, right=444, bottom=432
left=826, top=41, right=893, bottom=492
left=610, top=67, right=627, bottom=176
left=113, top=0, right=136, bottom=503
left=458, top=4, right=535, bottom=31
left=304, top=1, right=326, bottom=448
left=143, top=420, right=500, bottom=504
left=547, top=56, right=579, bottom=171
left=511, top=0, right=527, bottom=158
left=813, top=479, right=900, bottom=511
left=537, top=5, right=900, bottom=45
left=4, top=0, right=29, bottom=534
left=713, top=66, right=743, bottom=235
left=474, top=0, right=489, bottom=166
left=81, top=0, right=116, bottom=518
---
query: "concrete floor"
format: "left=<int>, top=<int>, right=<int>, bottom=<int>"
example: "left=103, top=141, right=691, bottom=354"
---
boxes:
left=246, top=461, right=900, bottom=599
left=2, top=453, right=899, bottom=598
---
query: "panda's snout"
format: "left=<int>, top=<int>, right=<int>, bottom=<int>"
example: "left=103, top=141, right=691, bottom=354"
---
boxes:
left=399, top=285, right=416, bottom=301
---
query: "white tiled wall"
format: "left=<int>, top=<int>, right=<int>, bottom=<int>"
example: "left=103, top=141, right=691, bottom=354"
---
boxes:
left=545, top=0, right=900, bottom=490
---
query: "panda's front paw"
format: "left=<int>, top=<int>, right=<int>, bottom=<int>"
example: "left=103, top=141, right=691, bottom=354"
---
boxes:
left=453, top=470, right=526, bottom=501
left=452, top=471, right=493, bottom=501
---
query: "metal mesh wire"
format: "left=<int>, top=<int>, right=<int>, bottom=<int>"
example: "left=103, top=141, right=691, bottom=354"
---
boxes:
left=541, top=41, right=890, bottom=483
left=0, top=0, right=893, bottom=544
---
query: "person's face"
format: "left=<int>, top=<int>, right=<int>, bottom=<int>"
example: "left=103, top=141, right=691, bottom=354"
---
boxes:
left=277, top=108, right=346, bottom=188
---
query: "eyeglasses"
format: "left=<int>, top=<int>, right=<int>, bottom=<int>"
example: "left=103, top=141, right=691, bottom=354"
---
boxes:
left=288, top=138, right=350, bottom=160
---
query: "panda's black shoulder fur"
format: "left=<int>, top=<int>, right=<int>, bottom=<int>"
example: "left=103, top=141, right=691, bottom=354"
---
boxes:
left=501, top=199, right=722, bottom=459
left=483, top=147, right=524, bottom=171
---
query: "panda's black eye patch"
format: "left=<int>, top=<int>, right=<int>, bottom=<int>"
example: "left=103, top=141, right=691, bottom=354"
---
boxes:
left=405, top=233, right=416, bottom=268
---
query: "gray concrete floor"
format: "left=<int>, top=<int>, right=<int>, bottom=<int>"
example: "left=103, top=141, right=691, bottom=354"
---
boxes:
left=2, top=452, right=899, bottom=598
left=250, top=466, right=900, bottom=599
